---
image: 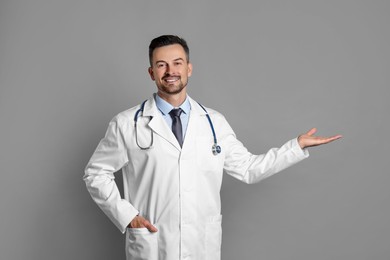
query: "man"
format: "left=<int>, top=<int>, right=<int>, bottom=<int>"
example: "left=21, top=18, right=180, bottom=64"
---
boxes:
left=83, top=35, right=341, bottom=260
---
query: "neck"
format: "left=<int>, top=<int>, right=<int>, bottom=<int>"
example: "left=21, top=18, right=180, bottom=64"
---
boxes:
left=157, top=90, right=187, bottom=107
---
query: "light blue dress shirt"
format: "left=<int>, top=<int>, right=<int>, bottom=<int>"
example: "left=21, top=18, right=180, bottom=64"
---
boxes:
left=155, top=93, right=191, bottom=140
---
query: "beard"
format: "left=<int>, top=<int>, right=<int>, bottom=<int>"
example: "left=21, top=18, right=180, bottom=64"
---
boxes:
left=157, top=77, right=187, bottom=95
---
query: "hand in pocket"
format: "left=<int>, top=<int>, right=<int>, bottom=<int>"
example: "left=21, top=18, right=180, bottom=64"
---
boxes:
left=128, top=215, right=158, bottom=232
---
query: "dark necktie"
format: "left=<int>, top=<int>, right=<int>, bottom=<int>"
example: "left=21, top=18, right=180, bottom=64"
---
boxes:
left=169, top=108, right=183, bottom=147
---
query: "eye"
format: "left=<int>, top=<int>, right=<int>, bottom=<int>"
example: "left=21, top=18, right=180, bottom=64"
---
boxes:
left=174, top=62, right=182, bottom=66
left=156, top=63, right=166, bottom=68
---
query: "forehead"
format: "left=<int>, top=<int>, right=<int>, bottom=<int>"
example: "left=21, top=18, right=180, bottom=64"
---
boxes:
left=152, top=44, right=187, bottom=63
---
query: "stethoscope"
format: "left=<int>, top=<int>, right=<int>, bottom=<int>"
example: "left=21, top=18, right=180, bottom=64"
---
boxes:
left=134, top=100, right=222, bottom=156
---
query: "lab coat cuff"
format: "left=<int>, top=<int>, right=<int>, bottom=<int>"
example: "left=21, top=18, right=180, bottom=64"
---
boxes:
left=291, top=137, right=309, bottom=159
left=118, top=206, right=139, bottom=234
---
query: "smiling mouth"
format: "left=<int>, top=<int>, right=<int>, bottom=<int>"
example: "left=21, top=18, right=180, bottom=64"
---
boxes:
left=163, top=76, right=180, bottom=83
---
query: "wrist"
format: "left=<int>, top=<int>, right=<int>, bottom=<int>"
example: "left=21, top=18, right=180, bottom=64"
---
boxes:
left=297, top=136, right=305, bottom=149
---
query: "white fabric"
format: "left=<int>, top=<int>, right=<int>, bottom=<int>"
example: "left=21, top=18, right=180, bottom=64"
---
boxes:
left=83, top=95, right=309, bottom=260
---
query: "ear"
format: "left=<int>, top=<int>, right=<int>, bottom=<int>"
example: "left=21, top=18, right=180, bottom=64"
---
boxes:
left=187, top=63, right=193, bottom=77
left=148, top=67, right=155, bottom=80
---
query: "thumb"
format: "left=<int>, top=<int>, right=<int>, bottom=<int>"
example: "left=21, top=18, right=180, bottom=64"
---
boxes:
left=306, top=127, right=317, bottom=136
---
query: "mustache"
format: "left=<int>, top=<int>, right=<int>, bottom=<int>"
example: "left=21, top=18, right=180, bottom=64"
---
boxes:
left=162, top=74, right=181, bottom=80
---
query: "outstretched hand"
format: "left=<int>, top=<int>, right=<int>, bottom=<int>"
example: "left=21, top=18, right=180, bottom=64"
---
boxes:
left=298, top=128, right=342, bottom=149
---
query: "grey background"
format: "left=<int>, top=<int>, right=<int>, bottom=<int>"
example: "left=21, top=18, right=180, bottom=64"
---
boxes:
left=1, top=0, right=389, bottom=259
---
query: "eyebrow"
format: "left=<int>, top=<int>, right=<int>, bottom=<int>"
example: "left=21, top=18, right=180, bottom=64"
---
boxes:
left=155, top=58, right=185, bottom=64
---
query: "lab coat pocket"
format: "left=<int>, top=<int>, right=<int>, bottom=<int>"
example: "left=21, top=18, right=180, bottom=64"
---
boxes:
left=205, top=215, right=222, bottom=260
left=126, top=227, right=158, bottom=260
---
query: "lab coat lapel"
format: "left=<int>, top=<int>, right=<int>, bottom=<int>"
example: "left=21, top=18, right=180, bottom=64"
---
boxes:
left=142, top=96, right=182, bottom=151
left=181, top=97, right=208, bottom=153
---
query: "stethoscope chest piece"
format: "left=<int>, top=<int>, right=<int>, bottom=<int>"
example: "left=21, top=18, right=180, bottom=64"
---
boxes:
left=135, top=99, right=221, bottom=156
left=212, top=144, right=221, bottom=156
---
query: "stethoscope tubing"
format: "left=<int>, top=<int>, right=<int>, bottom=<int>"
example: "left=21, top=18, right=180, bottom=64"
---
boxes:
left=134, top=100, right=153, bottom=150
left=134, top=99, right=221, bottom=155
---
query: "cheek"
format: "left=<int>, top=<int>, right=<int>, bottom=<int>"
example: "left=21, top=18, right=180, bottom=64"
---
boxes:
left=153, top=72, right=163, bottom=81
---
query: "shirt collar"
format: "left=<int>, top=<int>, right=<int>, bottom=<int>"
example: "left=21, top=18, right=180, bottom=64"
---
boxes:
left=155, top=93, right=191, bottom=115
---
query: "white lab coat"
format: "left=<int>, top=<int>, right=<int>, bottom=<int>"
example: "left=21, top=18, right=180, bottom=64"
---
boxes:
left=84, top=95, right=309, bottom=260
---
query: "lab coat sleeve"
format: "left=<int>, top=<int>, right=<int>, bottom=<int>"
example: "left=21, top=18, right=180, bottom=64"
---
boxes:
left=221, top=117, right=309, bottom=184
left=83, top=116, right=138, bottom=233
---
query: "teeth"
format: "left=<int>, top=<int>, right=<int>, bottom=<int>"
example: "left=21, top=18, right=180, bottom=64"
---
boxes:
left=166, top=78, right=179, bottom=83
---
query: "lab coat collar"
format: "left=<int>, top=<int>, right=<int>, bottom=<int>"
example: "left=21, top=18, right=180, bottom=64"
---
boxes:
left=188, top=96, right=208, bottom=116
left=155, top=94, right=191, bottom=116
left=142, top=94, right=207, bottom=117
left=141, top=94, right=207, bottom=152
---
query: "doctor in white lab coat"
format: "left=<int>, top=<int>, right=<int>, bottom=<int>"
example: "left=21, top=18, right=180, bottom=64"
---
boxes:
left=83, top=35, right=341, bottom=260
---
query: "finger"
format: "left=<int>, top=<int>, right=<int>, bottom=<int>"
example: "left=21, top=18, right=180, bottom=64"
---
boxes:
left=306, top=128, right=317, bottom=136
left=316, top=135, right=342, bottom=145
left=324, top=135, right=342, bottom=143
left=144, top=221, right=158, bottom=232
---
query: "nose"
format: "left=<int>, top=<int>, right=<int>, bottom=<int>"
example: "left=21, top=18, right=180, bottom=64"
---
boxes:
left=165, top=63, right=179, bottom=76
left=165, top=64, right=173, bottom=75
